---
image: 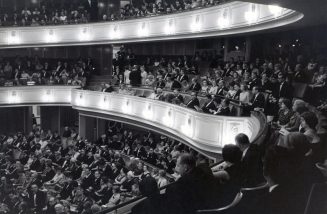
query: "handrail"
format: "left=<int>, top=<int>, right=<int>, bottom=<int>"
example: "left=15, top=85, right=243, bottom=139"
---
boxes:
left=250, top=110, right=268, bottom=146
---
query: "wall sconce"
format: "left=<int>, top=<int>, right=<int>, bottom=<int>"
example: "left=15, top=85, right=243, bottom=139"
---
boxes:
left=42, top=89, right=54, bottom=102
left=143, top=103, right=153, bottom=120
left=181, top=116, right=193, bottom=137
left=218, top=9, right=230, bottom=29
left=164, top=19, right=176, bottom=35
left=245, top=4, right=259, bottom=24
left=268, top=5, right=283, bottom=17
left=122, top=99, right=132, bottom=114
left=138, top=22, right=149, bottom=37
left=190, top=15, right=202, bottom=32
left=8, top=31, right=20, bottom=44
left=79, top=27, right=91, bottom=41
left=163, top=108, right=173, bottom=127
left=75, top=93, right=85, bottom=106
left=8, top=91, right=19, bottom=103
left=46, top=29, right=58, bottom=43
left=110, top=24, right=121, bottom=39
left=99, top=95, right=109, bottom=109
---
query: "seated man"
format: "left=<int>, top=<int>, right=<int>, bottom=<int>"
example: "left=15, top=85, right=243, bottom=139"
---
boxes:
left=210, top=98, right=230, bottom=116
left=249, top=86, right=266, bottom=110
left=162, top=153, right=216, bottom=214
left=200, top=94, right=217, bottom=113
left=171, top=89, right=184, bottom=104
left=181, top=91, right=199, bottom=110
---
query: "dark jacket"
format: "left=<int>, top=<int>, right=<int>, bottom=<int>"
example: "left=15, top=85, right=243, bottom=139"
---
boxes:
left=251, top=93, right=266, bottom=109
left=186, top=98, right=200, bottom=110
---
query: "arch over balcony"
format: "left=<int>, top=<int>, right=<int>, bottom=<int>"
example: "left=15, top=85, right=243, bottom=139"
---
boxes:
left=0, top=1, right=302, bottom=48
left=0, top=86, right=267, bottom=160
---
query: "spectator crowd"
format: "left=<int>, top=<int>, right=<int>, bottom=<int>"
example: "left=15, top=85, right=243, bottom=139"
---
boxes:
left=0, top=122, right=209, bottom=214
left=0, top=0, right=229, bottom=27
left=0, top=56, right=94, bottom=87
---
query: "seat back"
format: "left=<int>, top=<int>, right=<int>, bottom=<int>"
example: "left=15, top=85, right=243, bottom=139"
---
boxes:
left=304, top=182, right=327, bottom=214
left=196, top=192, right=243, bottom=214
left=292, top=82, right=308, bottom=99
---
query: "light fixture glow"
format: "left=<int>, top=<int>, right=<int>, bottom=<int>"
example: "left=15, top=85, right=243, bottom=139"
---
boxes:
left=218, top=9, right=230, bottom=29
left=163, top=108, right=173, bottom=127
left=46, top=29, right=58, bottom=43
left=142, top=103, right=153, bottom=120
left=75, top=93, right=85, bottom=106
left=8, top=91, right=19, bottom=103
left=122, top=100, right=132, bottom=114
left=99, top=95, right=109, bottom=109
left=164, top=19, right=176, bottom=35
left=110, top=25, right=121, bottom=39
left=245, top=4, right=259, bottom=24
left=181, top=117, right=193, bottom=137
left=137, top=22, right=149, bottom=37
left=79, top=27, right=91, bottom=41
left=190, top=15, right=202, bottom=32
left=7, top=31, right=20, bottom=45
left=268, top=5, right=283, bottom=17
left=42, top=90, right=54, bottom=102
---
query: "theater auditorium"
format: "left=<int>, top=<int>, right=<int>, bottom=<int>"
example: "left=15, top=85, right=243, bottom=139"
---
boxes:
left=0, top=0, right=325, bottom=213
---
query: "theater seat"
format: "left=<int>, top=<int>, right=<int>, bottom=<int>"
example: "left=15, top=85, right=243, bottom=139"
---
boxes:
left=292, top=82, right=308, bottom=99
left=235, top=182, right=269, bottom=213
left=196, top=192, right=243, bottom=214
left=304, top=182, right=327, bottom=214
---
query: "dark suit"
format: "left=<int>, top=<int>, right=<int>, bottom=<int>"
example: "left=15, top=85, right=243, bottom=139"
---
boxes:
left=28, top=190, right=47, bottom=212
left=81, top=173, right=94, bottom=189
left=278, top=82, right=293, bottom=99
left=60, top=181, right=78, bottom=199
left=177, top=74, right=189, bottom=83
left=251, top=93, right=265, bottom=109
left=188, top=83, right=201, bottom=92
left=163, top=166, right=216, bottom=214
left=201, top=99, right=216, bottom=113
left=214, top=106, right=230, bottom=116
left=241, top=144, right=264, bottom=187
left=216, top=87, right=227, bottom=96
left=186, top=98, right=200, bottom=110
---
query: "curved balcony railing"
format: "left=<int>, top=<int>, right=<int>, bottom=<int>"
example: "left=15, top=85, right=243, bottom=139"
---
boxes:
left=0, top=1, right=303, bottom=48
left=0, top=86, right=265, bottom=156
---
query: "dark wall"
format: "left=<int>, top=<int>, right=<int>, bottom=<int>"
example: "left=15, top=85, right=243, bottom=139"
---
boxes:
left=40, top=106, right=78, bottom=135
left=0, top=45, right=113, bottom=75
left=0, top=106, right=32, bottom=134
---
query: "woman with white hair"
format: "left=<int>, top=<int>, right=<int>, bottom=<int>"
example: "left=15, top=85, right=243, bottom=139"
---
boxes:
left=284, top=99, right=308, bottom=132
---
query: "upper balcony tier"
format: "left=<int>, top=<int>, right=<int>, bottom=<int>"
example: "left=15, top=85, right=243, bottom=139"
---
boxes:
left=0, top=85, right=267, bottom=158
left=0, top=1, right=302, bottom=48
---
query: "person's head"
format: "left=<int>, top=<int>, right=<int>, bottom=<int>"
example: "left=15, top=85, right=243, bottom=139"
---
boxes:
left=158, top=169, right=166, bottom=178
left=202, top=79, right=208, bottom=86
left=54, top=204, right=65, bottom=214
left=300, top=111, right=318, bottom=130
left=235, top=133, right=250, bottom=151
left=173, top=89, right=180, bottom=96
left=191, top=91, right=197, bottom=98
left=91, top=204, right=101, bottom=214
left=240, top=83, right=247, bottom=92
left=175, top=153, right=196, bottom=176
left=221, top=98, right=230, bottom=107
left=278, top=132, right=310, bottom=157
left=222, top=144, right=242, bottom=164
left=292, top=100, right=307, bottom=114
left=252, top=86, right=260, bottom=95
left=278, top=73, right=285, bottom=83
left=31, top=184, right=38, bottom=193
left=48, top=197, right=56, bottom=207
left=279, top=98, right=292, bottom=111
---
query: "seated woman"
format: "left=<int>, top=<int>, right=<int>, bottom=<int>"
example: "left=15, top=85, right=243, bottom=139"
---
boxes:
left=239, top=83, right=251, bottom=104
left=212, top=144, right=242, bottom=187
left=284, top=100, right=308, bottom=132
left=200, top=79, right=211, bottom=94
left=103, top=185, right=121, bottom=208
left=114, top=168, right=128, bottom=185
left=120, top=171, right=136, bottom=192
left=277, top=98, right=294, bottom=126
